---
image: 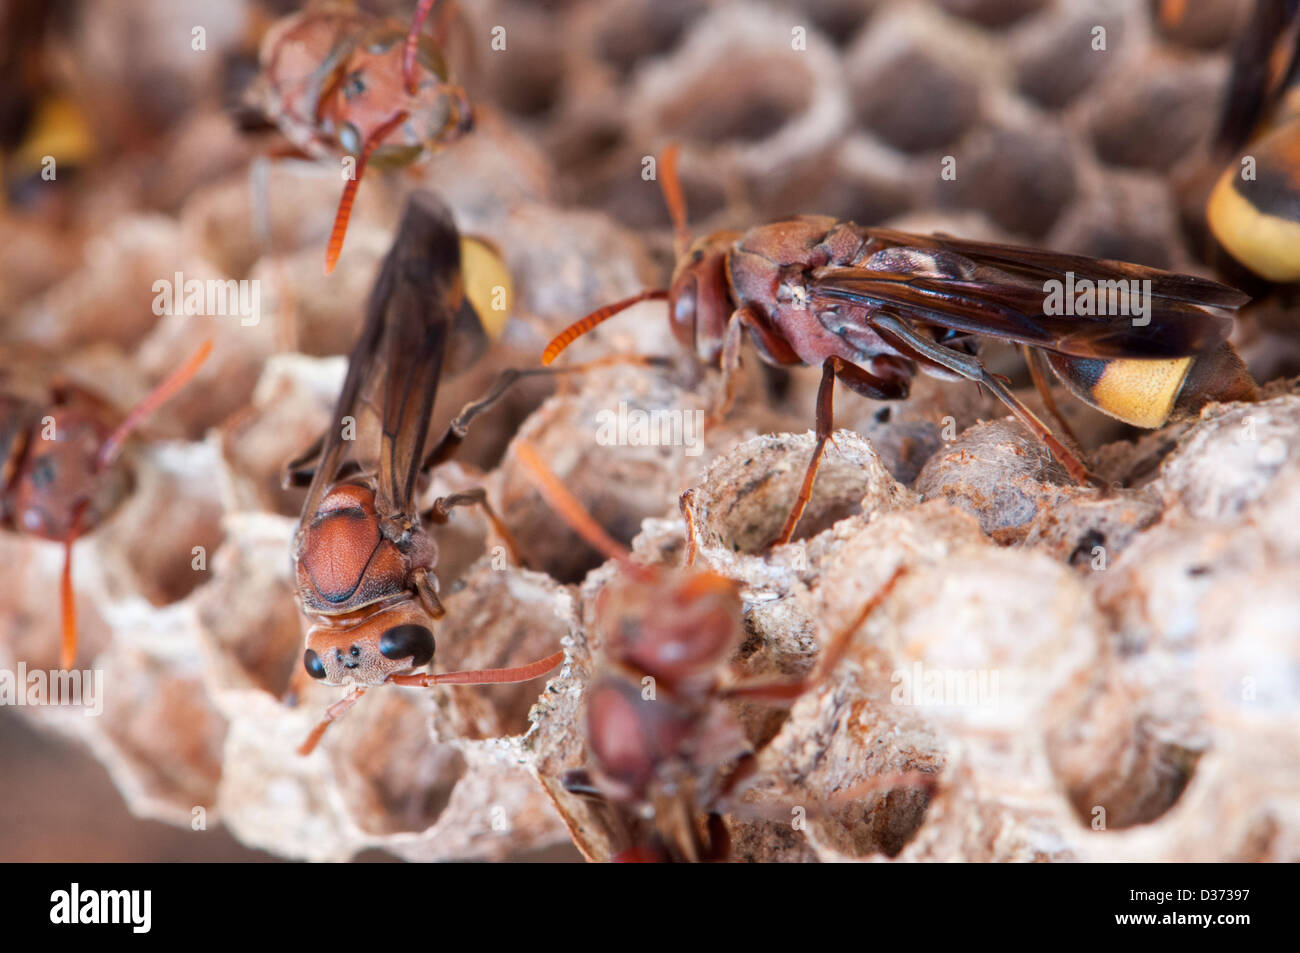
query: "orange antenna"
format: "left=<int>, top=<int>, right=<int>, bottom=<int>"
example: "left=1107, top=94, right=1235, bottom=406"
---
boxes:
left=402, top=0, right=438, bottom=94
left=541, top=289, right=667, bottom=365
left=96, top=339, right=213, bottom=472
left=324, top=109, right=409, bottom=275
left=513, top=441, right=636, bottom=567
left=539, top=143, right=690, bottom=365
left=389, top=650, right=566, bottom=688
left=58, top=500, right=90, bottom=670
left=721, top=565, right=906, bottom=703
left=659, top=142, right=691, bottom=259
left=60, top=537, right=77, bottom=670
left=299, top=651, right=566, bottom=754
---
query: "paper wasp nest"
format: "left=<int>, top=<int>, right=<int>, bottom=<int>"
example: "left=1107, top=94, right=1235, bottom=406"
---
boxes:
left=2, top=0, right=1298, bottom=863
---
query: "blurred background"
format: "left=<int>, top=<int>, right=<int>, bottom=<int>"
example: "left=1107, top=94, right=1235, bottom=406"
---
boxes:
left=0, top=709, right=274, bottom=861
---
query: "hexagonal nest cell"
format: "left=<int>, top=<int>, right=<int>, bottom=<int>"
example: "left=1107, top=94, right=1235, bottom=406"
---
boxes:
left=1, top=0, right=1298, bottom=867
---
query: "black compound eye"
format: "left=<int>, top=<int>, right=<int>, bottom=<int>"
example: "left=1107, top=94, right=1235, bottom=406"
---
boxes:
left=30, top=455, right=56, bottom=489
left=338, top=122, right=362, bottom=156
left=342, top=70, right=366, bottom=98
left=672, top=280, right=697, bottom=331
left=304, top=649, right=327, bottom=680
left=664, top=280, right=697, bottom=353
left=379, top=624, right=434, bottom=667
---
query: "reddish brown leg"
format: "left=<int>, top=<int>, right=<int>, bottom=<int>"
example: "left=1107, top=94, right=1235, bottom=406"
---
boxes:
left=711, top=310, right=744, bottom=425
left=425, top=488, right=521, bottom=565
left=298, top=686, right=367, bottom=756
left=722, top=565, right=907, bottom=703
left=411, top=567, right=447, bottom=620
left=421, top=369, right=535, bottom=470
left=772, top=359, right=835, bottom=548
left=870, top=313, right=1099, bottom=486
left=771, top=355, right=903, bottom=547
left=421, top=358, right=665, bottom=471
left=711, top=307, right=747, bottom=425
left=710, top=304, right=801, bottom=427
left=1021, top=344, right=1082, bottom=450
left=96, top=340, right=213, bottom=470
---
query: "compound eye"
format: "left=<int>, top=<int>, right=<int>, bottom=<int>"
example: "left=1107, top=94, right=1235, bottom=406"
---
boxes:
left=337, top=122, right=362, bottom=156
left=304, top=649, right=327, bottom=680
left=379, top=624, right=434, bottom=667
left=668, top=276, right=697, bottom=350
left=30, top=454, right=56, bottom=489
left=672, top=279, right=696, bottom=327
left=342, top=70, right=366, bottom=99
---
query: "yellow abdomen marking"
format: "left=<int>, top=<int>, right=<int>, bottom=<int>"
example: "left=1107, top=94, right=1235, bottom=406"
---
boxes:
left=1091, top=357, right=1193, bottom=428
left=1208, top=172, right=1300, bottom=282
left=1206, top=120, right=1300, bottom=282
left=459, top=236, right=513, bottom=340
left=3, top=96, right=95, bottom=202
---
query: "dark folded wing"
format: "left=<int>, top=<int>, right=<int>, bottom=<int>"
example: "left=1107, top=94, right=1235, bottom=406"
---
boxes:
left=298, top=192, right=460, bottom=524
left=1213, top=0, right=1300, bottom=152
left=810, top=230, right=1246, bottom=359
left=297, top=264, right=389, bottom=526
left=862, top=229, right=1250, bottom=308
left=374, top=192, right=460, bottom=517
